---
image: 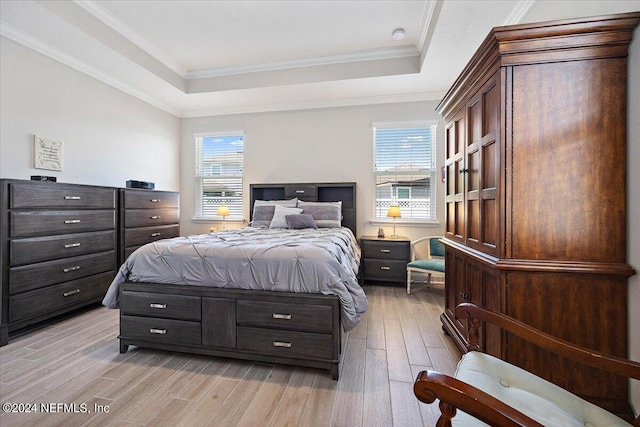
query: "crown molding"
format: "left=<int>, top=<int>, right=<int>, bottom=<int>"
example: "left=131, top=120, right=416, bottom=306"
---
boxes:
left=179, top=90, right=446, bottom=118
left=1, top=22, right=181, bottom=117
left=503, top=0, right=537, bottom=25
left=74, top=0, right=188, bottom=77
left=416, top=0, right=442, bottom=53
left=185, top=45, right=419, bottom=80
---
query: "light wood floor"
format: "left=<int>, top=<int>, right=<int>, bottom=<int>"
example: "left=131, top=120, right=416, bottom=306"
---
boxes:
left=0, top=283, right=461, bottom=427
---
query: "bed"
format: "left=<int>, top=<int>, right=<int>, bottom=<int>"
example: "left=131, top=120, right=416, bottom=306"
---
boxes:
left=102, top=182, right=366, bottom=379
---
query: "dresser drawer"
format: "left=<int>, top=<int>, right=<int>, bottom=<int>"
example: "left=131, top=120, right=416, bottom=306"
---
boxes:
left=120, top=291, right=201, bottom=321
left=9, top=271, right=113, bottom=322
left=9, top=250, right=116, bottom=294
left=237, top=326, right=333, bottom=360
left=284, top=185, right=317, bottom=201
left=123, top=190, right=179, bottom=209
left=362, top=240, right=410, bottom=260
left=120, top=315, right=201, bottom=346
left=124, top=209, right=179, bottom=228
left=124, top=225, right=180, bottom=247
left=10, top=210, right=115, bottom=237
left=10, top=230, right=116, bottom=266
left=363, top=259, right=407, bottom=281
left=10, top=182, right=115, bottom=209
left=237, top=301, right=333, bottom=333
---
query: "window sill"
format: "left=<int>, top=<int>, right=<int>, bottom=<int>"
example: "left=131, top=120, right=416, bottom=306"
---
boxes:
left=192, top=217, right=247, bottom=224
left=370, top=219, right=440, bottom=228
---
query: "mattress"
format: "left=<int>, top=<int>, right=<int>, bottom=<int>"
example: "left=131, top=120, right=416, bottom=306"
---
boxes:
left=103, top=227, right=368, bottom=331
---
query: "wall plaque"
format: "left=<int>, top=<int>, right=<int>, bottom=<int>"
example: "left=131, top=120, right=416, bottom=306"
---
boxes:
left=34, top=135, right=63, bottom=171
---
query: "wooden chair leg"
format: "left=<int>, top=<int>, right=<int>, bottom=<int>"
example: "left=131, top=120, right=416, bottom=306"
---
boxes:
left=407, top=269, right=412, bottom=294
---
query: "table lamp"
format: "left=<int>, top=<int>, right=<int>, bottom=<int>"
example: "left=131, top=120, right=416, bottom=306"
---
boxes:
left=217, top=205, right=230, bottom=230
left=387, top=206, right=401, bottom=239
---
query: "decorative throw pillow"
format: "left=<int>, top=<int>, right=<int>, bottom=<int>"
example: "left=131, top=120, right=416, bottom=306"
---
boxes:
left=285, top=214, right=318, bottom=229
left=269, top=205, right=303, bottom=229
left=298, top=200, right=342, bottom=228
left=250, top=199, right=297, bottom=227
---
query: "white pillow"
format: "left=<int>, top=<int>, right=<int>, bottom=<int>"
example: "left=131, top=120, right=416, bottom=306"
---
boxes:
left=269, top=205, right=303, bottom=229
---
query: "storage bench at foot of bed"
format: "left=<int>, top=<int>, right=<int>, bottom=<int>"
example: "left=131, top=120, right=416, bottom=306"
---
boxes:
left=118, top=282, right=343, bottom=379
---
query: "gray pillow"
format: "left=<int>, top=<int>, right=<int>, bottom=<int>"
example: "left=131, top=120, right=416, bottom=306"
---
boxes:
left=251, top=199, right=297, bottom=227
left=269, top=205, right=303, bottom=229
left=298, top=200, right=342, bottom=228
left=285, top=214, right=318, bottom=229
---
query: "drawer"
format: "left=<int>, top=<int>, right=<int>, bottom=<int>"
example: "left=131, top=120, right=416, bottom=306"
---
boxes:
left=10, top=230, right=116, bottom=266
left=120, top=315, right=201, bottom=346
left=362, top=240, right=410, bottom=260
left=284, top=185, right=317, bottom=201
left=124, top=209, right=179, bottom=228
left=237, top=326, right=333, bottom=360
left=123, top=190, right=179, bottom=209
left=10, top=182, right=115, bottom=209
left=9, top=250, right=116, bottom=294
left=9, top=271, right=114, bottom=322
left=237, top=301, right=333, bottom=333
left=124, top=225, right=180, bottom=247
left=10, top=210, right=115, bottom=237
left=120, top=291, right=201, bottom=321
left=364, top=259, right=407, bottom=281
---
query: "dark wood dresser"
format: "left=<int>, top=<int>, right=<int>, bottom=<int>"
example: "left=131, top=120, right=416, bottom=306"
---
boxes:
left=118, top=188, right=180, bottom=266
left=0, top=179, right=118, bottom=345
left=438, top=12, right=639, bottom=415
left=360, top=236, right=410, bottom=284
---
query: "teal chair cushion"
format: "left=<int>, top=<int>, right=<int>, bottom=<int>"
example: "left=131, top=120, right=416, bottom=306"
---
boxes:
left=407, top=259, right=445, bottom=273
left=430, top=238, right=445, bottom=257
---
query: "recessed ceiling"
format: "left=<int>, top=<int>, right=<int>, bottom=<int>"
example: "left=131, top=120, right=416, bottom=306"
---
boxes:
left=2, top=0, right=637, bottom=118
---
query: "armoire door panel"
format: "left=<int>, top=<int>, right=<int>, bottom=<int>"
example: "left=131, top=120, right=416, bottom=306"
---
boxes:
left=467, top=149, right=480, bottom=192
left=482, top=140, right=497, bottom=189
left=510, top=59, right=627, bottom=263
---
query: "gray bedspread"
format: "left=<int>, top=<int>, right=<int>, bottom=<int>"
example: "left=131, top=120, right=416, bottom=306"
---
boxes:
left=102, top=227, right=368, bottom=331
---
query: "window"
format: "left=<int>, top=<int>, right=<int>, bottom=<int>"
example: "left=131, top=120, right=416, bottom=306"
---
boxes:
left=373, top=123, right=437, bottom=221
left=195, top=132, right=244, bottom=219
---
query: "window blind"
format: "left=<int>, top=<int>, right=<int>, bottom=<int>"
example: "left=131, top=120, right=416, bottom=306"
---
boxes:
left=195, top=133, right=244, bottom=219
left=373, top=125, right=436, bottom=220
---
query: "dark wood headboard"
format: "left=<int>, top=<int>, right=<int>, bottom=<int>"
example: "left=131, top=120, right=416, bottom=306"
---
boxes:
left=249, top=182, right=357, bottom=236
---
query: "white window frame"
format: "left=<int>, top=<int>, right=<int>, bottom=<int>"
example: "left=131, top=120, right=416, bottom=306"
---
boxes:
left=372, top=121, right=438, bottom=226
left=193, top=131, right=244, bottom=222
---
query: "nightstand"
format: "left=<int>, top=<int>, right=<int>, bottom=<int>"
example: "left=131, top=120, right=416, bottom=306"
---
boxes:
left=360, top=236, right=410, bottom=284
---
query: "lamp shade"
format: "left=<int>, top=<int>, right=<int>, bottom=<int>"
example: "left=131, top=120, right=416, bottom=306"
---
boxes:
left=216, top=206, right=230, bottom=217
left=387, top=206, right=401, bottom=218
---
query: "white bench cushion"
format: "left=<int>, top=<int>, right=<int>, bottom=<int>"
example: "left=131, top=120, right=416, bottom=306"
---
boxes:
left=451, top=352, right=629, bottom=427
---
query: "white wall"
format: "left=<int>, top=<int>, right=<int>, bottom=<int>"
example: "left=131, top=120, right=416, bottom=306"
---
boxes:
left=0, top=37, right=180, bottom=190
left=180, top=102, right=446, bottom=240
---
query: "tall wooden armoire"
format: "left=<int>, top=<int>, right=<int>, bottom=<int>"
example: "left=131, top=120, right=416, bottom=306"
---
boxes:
left=438, top=12, right=639, bottom=416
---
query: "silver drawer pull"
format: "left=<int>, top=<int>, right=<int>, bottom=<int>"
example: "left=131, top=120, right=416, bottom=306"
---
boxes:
left=272, top=313, right=292, bottom=320
left=63, top=266, right=81, bottom=273
left=149, top=328, right=167, bottom=335
left=380, top=249, right=391, bottom=253
left=63, top=289, right=80, bottom=297
left=150, top=303, right=167, bottom=309
left=64, top=196, right=81, bottom=200
left=150, top=199, right=161, bottom=202
left=151, top=233, right=161, bottom=237
left=295, top=190, right=305, bottom=194
left=64, top=243, right=81, bottom=248
left=64, top=219, right=81, bottom=224
left=273, top=341, right=292, bottom=348
left=150, top=216, right=161, bottom=219
left=380, top=266, right=391, bottom=270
